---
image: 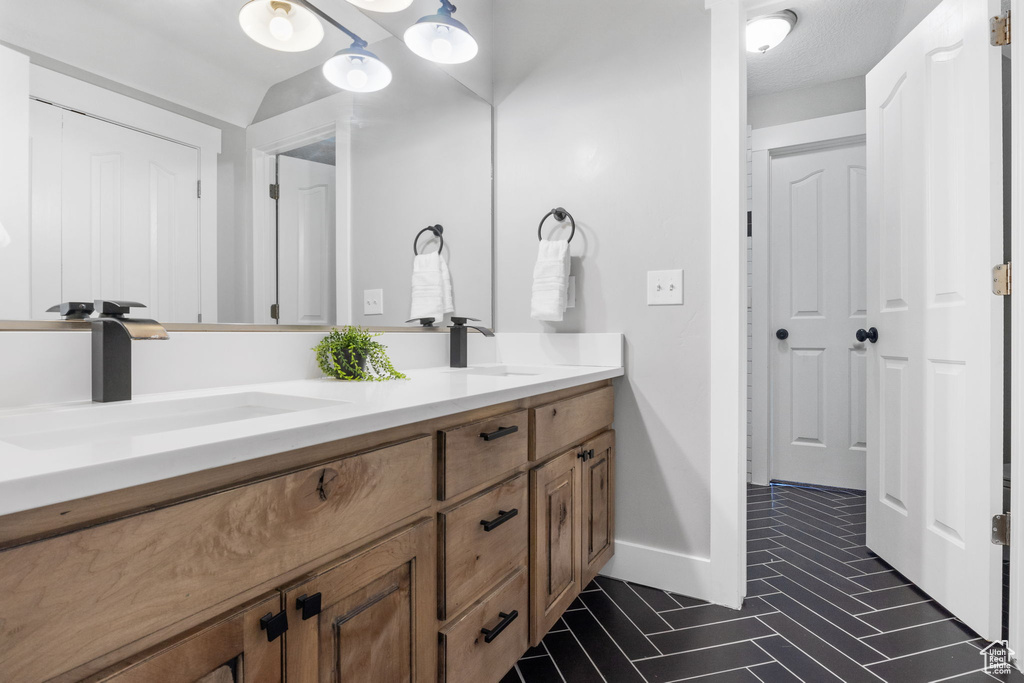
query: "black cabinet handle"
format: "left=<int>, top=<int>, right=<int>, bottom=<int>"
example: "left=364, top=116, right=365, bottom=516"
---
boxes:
left=480, top=610, right=519, bottom=643
left=588, top=449, right=596, bottom=461
left=776, top=329, right=789, bottom=340
left=856, top=327, right=879, bottom=344
left=259, top=610, right=289, bottom=642
left=480, top=508, right=519, bottom=532
left=296, top=593, right=322, bottom=620
left=481, top=425, right=519, bottom=441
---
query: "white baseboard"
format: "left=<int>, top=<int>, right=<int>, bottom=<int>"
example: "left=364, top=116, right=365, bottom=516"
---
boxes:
left=601, top=539, right=716, bottom=604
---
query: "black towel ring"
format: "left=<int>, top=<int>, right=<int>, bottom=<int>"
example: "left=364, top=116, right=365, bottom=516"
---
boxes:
left=413, top=224, right=444, bottom=255
left=538, top=207, right=575, bottom=243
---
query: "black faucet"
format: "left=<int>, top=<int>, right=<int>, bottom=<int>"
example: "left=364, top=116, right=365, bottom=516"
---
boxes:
left=90, top=301, right=169, bottom=402
left=449, top=316, right=494, bottom=368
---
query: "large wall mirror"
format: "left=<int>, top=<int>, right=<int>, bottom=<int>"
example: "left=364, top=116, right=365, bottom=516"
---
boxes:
left=0, top=0, right=493, bottom=328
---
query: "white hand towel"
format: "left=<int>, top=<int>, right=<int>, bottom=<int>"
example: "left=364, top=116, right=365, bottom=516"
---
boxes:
left=439, top=255, right=455, bottom=314
left=410, top=252, right=454, bottom=321
left=530, top=239, right=571, bottom=321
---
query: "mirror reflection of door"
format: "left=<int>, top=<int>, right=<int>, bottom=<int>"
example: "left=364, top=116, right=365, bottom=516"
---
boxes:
left=274, top=140, right=337, bottom=326
left=29, top=100, right=201, bottom=323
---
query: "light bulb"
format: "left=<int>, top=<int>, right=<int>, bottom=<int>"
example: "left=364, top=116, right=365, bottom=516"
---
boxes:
left=431, top=36, right=453, bottom=61
left=347, top=65, right=369, bottom=89
left=269, top=9, right=294, bottom=41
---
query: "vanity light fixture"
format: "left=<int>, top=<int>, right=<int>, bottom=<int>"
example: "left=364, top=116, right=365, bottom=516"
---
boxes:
left=238, top=0, right=325, bottom=52
left=345, top=0, right=414, bottom=13
left=323, top=44, right=393, bottom=92
left=746, top=10, right=797, bottom=54
left=404, top=0, right=478, bottom=65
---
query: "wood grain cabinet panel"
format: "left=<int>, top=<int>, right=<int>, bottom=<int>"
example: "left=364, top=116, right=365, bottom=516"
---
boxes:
left=438, top=410, right=529, bottom=499
left=580, top=430, right=615, bottom=587
left=281, top=520, right=436, bottom=683
left=531, top=386, right=614, bottom=461
left=0, top=436, right=433, bottom=682
left=86, top=593, right=282, bottom=683
left=529, top=449, right=582, bottom=645
left=438, top=474, right=528, bottom=620
left=439, top=568, right=528, bottom=683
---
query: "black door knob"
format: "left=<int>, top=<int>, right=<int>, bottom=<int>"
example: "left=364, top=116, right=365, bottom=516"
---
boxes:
left=776, top=329, right=789, bottom=340
left=856, top=327, right=879, bottom=343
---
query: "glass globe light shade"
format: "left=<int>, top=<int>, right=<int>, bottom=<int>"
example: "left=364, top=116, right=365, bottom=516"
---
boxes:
left=746, top=11, right=797, bottom=54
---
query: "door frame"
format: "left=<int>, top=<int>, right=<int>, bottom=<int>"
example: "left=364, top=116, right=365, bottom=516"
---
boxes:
left=711, top=0, right=1022, bottom=657
left=1009, top=0, right=1022, bottom=657
left=750, top=111, right=867, bottom=486
left=246, top=94, right=353, bottom=325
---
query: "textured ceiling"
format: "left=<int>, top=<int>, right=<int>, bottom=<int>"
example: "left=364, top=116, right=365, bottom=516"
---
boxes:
left=748, top=0, right=944, bottom=97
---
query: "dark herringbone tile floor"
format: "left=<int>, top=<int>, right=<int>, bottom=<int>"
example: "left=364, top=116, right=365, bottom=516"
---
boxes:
left=502, top=483, right=1024, bottom=683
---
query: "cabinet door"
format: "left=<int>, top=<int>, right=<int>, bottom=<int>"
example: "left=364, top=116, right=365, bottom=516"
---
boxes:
left=282, top=519, right=435, bottom=683
left=581, top=430, right=615, bottom=588
left=529, top=448, right=581, bottom=646
left=90, top=594, right=282, bottom=683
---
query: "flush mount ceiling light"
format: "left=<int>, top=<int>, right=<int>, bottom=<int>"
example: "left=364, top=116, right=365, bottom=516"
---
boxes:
left=746, top=10, right=797, bottom=54
left=345, top=0, right=414, bottom=13
left=239, top=0, right=325, bottom=52
left=404, top=0, right=478, bottom=65
left=323, top=44, right=392, bottom=92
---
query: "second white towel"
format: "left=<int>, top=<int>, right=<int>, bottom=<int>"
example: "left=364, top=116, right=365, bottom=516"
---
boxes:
left=410, top=252, right=454, bottom=321
left=530, top=239, right=571, bottom=321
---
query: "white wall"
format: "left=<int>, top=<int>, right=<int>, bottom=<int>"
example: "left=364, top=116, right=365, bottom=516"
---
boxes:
left=0, top=45, right=30, bottom=320
left=748, top=75, right=865, bottom=129
left=493, top=0, right=716, bottom=596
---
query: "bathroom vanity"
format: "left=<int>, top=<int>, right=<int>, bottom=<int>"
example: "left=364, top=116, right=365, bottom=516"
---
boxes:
left=0, top=365, right=619, bottom=682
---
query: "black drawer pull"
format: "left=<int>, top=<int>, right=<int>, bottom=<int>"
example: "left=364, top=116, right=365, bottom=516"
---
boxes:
left=480, top=425, right=519, bottom=441
left=480, top=508, right=519, bottom=532
left=481, top=610, right=519, bottom=643
left=259, top=610, right=289, bottom=642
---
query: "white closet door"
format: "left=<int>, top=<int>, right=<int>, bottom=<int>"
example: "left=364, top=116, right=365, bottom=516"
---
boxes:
left=769, top=142, right=868, bottom=490
left=277, top=155, right=336, bottom=326
left=55, top=107, right=200, bottom=322
left=865, top=0, right=1004, bottom=640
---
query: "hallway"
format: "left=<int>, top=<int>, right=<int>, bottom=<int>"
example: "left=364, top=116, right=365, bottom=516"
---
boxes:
left=504, top=484, right=1022, bottom=682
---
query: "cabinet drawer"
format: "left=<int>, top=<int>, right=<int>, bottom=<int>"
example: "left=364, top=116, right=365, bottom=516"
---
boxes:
left=531, top=386, right=614, bottom=461
left=438, top=409, right=528, bottom=499
left=439, top=568, right=528, bottom=683
left=0, top=436, right=434, bottom=683
left=438, top=474, right=528, bottom=619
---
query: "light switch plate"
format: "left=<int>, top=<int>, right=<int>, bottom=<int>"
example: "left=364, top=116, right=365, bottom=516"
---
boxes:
left=647, top=270, right=683, bottom=306
left=363, top=289, right=383, bottom=316
left=567, top=276, right=576, bottom=308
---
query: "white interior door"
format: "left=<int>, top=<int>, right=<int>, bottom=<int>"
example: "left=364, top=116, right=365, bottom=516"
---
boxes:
left=769, top=142, right=868, bottom=490
left=865, top=0, right=1004, bottom=640
left=32, top=103, right=201, bottom=322
left=277, top=155, right=336, bottom=326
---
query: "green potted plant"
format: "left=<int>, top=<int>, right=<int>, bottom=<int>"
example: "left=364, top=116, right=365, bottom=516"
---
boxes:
left=313, top=326, right=407, bottom=381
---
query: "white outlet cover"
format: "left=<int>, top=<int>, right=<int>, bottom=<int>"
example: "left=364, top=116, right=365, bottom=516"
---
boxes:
left=363, top=288, right=383, bottom=316
left=567, top=276, right=576, bottom=308
left=647, top=269, right=683, bottom=306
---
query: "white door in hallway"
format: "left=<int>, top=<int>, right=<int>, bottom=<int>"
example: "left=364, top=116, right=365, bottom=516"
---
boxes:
left=276, top=155, right=336, bottom=326
left=865, top=0, right=1004, bottom=640
left=769, top=142, right=868, bottom=490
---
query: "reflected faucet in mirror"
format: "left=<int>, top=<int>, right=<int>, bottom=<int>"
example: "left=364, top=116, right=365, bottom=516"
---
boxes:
left=51, top=300, right=169, bottom=403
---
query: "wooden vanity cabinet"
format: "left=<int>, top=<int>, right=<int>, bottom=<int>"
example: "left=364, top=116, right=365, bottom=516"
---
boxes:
left=0, top=379, right=615, bottom=683
left=281, top=520, right=436, bottom=683
left=87, top=594, right=283, bottom=683
left=580, top=430, right=615, bottom=588
left=528, top=430, right=616, bottom=645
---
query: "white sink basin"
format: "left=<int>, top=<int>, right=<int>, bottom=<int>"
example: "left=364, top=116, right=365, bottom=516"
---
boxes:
left=0, top=392, right=349, bottom=451
left=446, top=366, right=542, bottom=378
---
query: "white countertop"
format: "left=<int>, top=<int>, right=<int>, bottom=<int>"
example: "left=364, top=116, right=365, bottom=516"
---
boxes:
left=0, top=364, right=622, bottom=517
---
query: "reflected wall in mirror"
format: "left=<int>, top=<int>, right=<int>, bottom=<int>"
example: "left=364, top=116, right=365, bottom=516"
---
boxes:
left=0, top=0, right=493, bottom=328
